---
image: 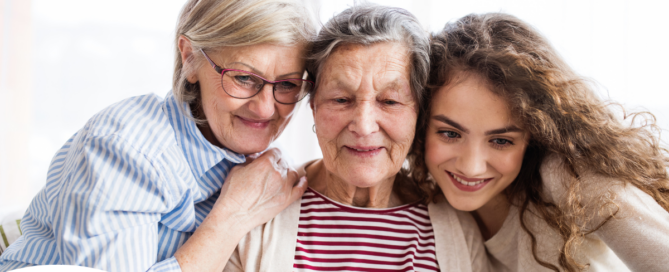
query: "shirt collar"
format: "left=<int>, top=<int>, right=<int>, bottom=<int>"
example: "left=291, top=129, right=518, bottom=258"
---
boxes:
left=164, top=91, right=246, bottom=181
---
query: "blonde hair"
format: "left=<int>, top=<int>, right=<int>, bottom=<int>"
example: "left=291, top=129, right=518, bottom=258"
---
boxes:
left=412, top=12, right=669, bottom=271
left=172, top=0, right=317, bottom=117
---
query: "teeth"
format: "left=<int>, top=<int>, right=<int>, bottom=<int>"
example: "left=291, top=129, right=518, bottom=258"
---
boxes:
left=353, top=148, right=379, bottom=152
left=451, top=173, right=485, bottom=186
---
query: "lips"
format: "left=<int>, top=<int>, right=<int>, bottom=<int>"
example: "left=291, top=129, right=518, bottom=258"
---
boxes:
left=237, top=116, right=270, bottom=129
left=446, top=171, right=492, bottom=192
left=344, top=145, right=384, bottom=157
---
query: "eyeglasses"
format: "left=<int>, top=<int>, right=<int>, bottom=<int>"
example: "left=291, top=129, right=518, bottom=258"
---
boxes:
left=200, top=49, right=313, bottom=104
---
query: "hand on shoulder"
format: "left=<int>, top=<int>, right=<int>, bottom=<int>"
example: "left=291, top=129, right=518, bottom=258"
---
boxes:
left=214, top=148, right=308, bottom=230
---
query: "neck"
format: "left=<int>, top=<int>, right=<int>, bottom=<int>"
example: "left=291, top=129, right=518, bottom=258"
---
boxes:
left=192, top=102, right=224, bottom=149
left=471, top=193, right=511, bottom=241
left=197, top=123, right=223, bottom=148
left=306, top=160, right=401, bottom=208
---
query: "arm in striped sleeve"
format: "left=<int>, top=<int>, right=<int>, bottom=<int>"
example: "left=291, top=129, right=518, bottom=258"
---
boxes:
left=0, top=131, right=183, bottom=271
left=56, top=134, right=182, bottom=271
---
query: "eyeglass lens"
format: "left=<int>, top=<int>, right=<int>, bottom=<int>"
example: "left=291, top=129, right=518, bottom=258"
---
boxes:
left=221, top=70, right=312, bottom=104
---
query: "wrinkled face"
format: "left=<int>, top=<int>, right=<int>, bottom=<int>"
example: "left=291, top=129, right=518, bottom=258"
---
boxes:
left=311, top=42, right=417, bottom=188
left=187, top=43, right=306, bottom=154
left=425, top=71, right=529, bottom=212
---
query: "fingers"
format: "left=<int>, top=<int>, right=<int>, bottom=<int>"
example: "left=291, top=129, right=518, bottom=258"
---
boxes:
left=258, top=148, right=291, bottom=178
left=261, top=148, right=282, bottom=164
left=289, top=176, right=308, bottom=203
left=286, top=168, right=299, bottom=185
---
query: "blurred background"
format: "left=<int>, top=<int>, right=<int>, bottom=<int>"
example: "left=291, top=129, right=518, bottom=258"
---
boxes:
left=1, top=0, right=668, bottom=211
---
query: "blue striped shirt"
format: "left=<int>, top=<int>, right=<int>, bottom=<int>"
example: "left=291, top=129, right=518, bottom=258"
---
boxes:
left=0, top=92, right=245, bottom=271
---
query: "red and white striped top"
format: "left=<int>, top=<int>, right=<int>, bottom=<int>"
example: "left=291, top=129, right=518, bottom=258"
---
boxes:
left=293, top=188, right=439, bottom=272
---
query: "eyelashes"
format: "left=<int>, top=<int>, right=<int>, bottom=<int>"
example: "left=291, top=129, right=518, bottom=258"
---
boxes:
left=435, top=129, right=515, bottom=149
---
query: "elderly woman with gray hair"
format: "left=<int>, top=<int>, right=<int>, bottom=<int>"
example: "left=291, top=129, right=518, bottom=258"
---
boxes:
left=0, top=0, right=316, bottom=271
left=224, top=5, right=487, bottom=272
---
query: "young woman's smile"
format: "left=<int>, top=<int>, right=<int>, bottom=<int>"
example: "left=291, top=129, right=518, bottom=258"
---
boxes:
left=425, top=71, right=529, bottom=213
left=447, top=171, right=494, bottom=192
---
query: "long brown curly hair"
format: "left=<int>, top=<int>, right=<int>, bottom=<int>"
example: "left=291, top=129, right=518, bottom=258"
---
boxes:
left=410, top=12, right=669, bottom=271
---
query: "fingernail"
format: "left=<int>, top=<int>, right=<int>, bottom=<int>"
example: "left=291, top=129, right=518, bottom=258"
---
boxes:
left=299, top=176, right=307, bottom=186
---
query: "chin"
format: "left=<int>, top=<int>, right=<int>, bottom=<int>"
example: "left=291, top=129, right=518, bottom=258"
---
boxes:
left=342, top=169, right=392, bottom=188
left=442, top=191, right=485, bottom=212
left=226, top=138, right=272, bottom=155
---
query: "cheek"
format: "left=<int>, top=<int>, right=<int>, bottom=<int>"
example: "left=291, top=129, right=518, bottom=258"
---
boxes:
left=385, top=109, right=417, bottom=147
left=313, top=109, right=347, bottom=160
left=202, top=93, right=233, bottom=119
left=275, top=104, right=297, bottom=123
left=425, top=134, right=447, bottom=168
left=314, top=107, right=347, bottom=139
left=493, top=149, right=526, bottom=182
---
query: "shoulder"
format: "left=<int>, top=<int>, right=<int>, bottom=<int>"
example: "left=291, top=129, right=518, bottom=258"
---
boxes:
left=429, top=195, right=490, bottom=272
left=242, top=198, right=301, bottom=241
left=81, top=94, right=176, bottom=159
left=47, top=94, right=182, bottom=202
left=539, top=152, right=633, bottom=205
left=233, top=199, right=301, bottom=271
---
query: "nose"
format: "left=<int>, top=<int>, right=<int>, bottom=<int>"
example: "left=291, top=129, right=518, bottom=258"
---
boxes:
left=455, top=142, right=488, bottom=178
left=247, top=84, right=276, bottom=119
left=347, top=100, right=379, bottom=136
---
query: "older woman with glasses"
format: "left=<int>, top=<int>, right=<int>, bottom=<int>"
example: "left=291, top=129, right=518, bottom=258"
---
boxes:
left=0, top=0, right=315, bottom=271
left=223, top=4, right=488, bottom=272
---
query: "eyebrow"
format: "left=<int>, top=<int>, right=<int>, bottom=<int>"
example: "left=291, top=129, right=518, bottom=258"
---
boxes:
left=485, top=126, right=523, bottom=135
left=227, top=61, right=303, bottom=79
left=381, top=78, right=401, bottom=90
left=431, top=114, right=523, bottom=135
left=331, top=78, right=356, bottom=92
left=432, top=115, right=469, bottom=133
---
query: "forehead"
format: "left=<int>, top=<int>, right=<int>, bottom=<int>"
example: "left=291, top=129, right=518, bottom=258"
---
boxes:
left=432, top=71, right=520, bottom=129
left=319, top=42, right=411, bottom=84
left=213, top=43, right=307, bottom=74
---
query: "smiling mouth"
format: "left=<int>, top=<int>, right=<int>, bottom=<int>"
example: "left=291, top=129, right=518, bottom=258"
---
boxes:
left=344, top=146, right=384, bottom=157
left=348, top=147, right=382, bottom=152
left=446, top=171, right=492, bottom=192
left=451, top=174, right=485, bottom=186
left=237, top=116, right=270, bottom=129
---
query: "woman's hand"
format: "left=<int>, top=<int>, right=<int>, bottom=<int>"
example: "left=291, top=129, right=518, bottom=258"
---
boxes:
left=217, top=148, right=307, bottom=228
left=174, top=148, right=307, bottom=272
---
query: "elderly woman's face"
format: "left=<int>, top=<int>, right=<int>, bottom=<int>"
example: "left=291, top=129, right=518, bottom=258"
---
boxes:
left=189, top=43, right=306, bottom=154
left=311, top=42, right=417, bottom=187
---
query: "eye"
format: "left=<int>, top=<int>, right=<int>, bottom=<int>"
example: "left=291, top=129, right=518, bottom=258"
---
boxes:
left=278, top=81, right=298, bottom=89
left=233, top=75, right=261, bottom=90
left=235, top=75, right=252, bottom=83
left=490, top=138, right=514, bottom=149
left=437, top=130, right=460, bottom=142
left=275, top=81, right=299, bottom=93
left=443, top=131, right=460, bottom=138
left=334, top=98, right=348, bottom=104
left=383, top=100, right=398, bottom=105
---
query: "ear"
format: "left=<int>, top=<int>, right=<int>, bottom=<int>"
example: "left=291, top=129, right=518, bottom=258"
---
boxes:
left=178, top=35, right=198, bottom=83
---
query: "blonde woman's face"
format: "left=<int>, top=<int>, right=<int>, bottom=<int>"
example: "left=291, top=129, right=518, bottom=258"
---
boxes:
left=188, top=43, right=306, bottom=154
left=425, top=71, right=529, bottom=212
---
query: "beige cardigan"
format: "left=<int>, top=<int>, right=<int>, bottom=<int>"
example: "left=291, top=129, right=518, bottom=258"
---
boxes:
left=223, top=160, right=489, bottom=272
left=482, top=154, right=669, bottom=271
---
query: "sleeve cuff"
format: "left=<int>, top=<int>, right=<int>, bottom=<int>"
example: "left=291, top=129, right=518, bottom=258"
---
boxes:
left=147, top=256, right=182, bottom=272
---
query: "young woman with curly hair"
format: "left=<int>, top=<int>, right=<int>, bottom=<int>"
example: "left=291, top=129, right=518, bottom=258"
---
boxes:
left=411, top=12, right=669, bottom=272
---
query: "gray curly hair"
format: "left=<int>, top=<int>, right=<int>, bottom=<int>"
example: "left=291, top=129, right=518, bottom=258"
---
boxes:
left=306, top=3, right=430, bottom=106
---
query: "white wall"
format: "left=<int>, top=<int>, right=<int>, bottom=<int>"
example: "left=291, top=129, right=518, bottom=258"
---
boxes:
left=1, top=0, right=668, bottom=209
left=1, top=0, right=33, bottom=212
